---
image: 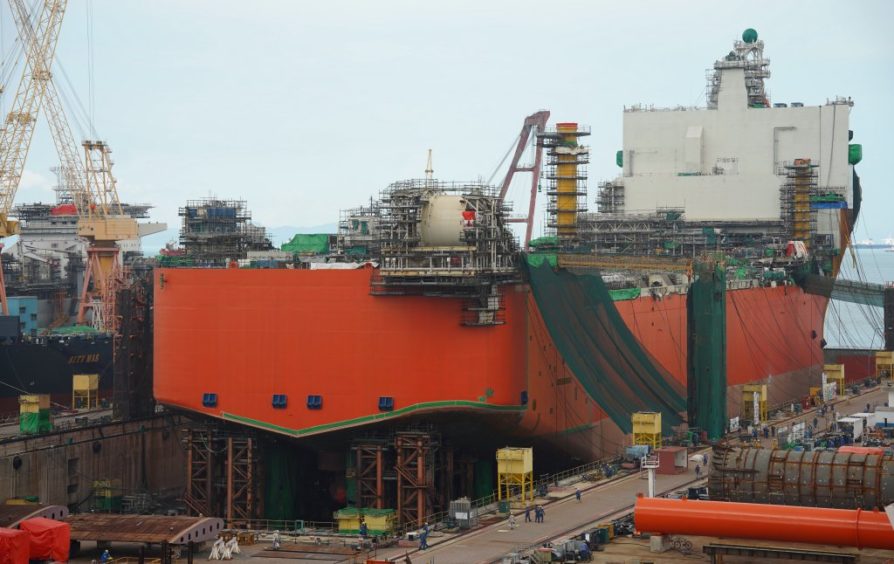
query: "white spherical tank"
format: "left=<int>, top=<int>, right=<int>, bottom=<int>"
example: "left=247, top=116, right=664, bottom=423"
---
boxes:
left=419, top=194, right=468, bottom=246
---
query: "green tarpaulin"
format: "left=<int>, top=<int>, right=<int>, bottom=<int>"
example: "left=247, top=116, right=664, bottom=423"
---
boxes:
left=524, top=259, right=686, bottom=434
left=281, top=234, right=330, bottom=255
left=609, top=288, right=641, bottom=301
left=526, top=253, right=557, bottom=268
left=20, top=410, right=52, bottom=434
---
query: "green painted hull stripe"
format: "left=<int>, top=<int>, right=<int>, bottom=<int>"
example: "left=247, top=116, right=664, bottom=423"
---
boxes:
left=221, top=400, right=526, bottom=437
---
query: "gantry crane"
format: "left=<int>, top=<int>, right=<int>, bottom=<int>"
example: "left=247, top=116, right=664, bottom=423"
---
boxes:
left=0, top=0, right=137, bottom=331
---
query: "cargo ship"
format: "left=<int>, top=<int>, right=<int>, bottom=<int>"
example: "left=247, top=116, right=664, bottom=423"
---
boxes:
left=0, top=198, right=159, bottom=414
left=154, top=30, right=860, bottom=466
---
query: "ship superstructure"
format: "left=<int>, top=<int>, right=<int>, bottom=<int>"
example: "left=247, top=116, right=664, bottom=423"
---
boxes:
left=588, top=29, right=858, bottom=282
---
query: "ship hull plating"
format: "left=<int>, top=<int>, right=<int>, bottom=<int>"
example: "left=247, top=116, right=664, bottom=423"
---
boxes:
left=153, top=267, right=827, bottom=459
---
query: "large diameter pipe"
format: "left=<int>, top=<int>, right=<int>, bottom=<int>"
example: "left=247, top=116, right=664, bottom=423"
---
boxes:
left=634, top=496, right=894, bottom=550
left=709, top=447, right=894, bottom=509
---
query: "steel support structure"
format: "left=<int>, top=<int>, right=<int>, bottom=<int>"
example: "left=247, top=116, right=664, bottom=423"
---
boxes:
left=498, top=110, right=549, bottom=249
left=395, top=431, right=437, bottom=527
left=353, top=440, right=387, bottom=509
left=184, top=428, right=213, bottom=517
left=226, top=436, right=256, bottom=527
left=184, top=427, right=260, bottom=524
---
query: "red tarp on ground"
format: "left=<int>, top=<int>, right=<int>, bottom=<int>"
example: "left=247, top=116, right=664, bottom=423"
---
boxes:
left=0, top=527, right=30, bottom=564
left=19, top=517, right=69, bottom=562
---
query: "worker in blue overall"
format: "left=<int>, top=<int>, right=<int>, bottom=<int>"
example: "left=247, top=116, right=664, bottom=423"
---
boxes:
left=419, top=522, right=430, bottom=550
left=575, top=488, right=582, bottom=502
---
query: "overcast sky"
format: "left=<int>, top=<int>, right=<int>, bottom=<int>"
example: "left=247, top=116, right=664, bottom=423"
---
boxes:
left=4, top=0, right=893, bottom=243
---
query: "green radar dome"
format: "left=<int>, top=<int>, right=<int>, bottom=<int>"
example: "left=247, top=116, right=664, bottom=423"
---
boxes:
left=742, top=28, right=758, bottom=43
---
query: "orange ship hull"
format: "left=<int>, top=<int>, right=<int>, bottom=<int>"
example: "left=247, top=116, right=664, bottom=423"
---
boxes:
left=154, top=268, right=828, bottom=458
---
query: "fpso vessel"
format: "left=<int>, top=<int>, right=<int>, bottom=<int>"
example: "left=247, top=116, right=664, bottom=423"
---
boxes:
left=154, top=30, right=860, bottom=462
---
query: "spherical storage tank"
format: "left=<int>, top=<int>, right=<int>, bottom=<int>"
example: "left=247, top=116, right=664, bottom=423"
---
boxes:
left=420, top=194, right=468, bottom=246
left=742, top=28, right=758, bottom=43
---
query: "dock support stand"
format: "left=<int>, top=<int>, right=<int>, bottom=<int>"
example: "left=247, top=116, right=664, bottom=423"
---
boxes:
left=353, top=440, right=388, bottom=509
left=395, top=431, right=437, bottom=527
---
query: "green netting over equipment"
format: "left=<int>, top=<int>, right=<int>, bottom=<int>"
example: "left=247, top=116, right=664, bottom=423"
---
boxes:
left=281, top=233, right=330, bottom=255
left=524, top=259, right=686, bottom=434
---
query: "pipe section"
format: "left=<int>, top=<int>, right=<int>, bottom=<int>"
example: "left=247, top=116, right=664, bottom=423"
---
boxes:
left=709, top=447, right=894, bottom=509
left=634, top=497, right=894, bottom=550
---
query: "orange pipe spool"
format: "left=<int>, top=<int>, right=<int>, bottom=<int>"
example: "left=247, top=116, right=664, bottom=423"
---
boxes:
left=634, top=496, right=894, bottom=550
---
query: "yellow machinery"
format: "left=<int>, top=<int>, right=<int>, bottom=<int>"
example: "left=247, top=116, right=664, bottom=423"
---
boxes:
left=632, top=411, right=662, bottom=449
left=72, top=374, right=100, bottom=410
left=824, top=364, right=846, bottom=396
left=334, top=507, right=396, bottom=535
left=876, top=351, right=894, bottom=380
left=496, top=447, right=534, bottom=504
left=741, top=385, right=768, bottom=424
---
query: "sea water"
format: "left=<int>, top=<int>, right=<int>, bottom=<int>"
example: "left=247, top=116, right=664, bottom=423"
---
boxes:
left=825, top=248, right=894, bottom=349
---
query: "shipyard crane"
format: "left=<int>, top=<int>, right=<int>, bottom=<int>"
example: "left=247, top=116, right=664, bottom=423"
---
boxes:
left=0, top=0, right=138, bottom=331
left=10, top=0, right=137, bottom=332
left=498, top=110, right=550, bottom=249
left=0, top=0, right=67, bottom=315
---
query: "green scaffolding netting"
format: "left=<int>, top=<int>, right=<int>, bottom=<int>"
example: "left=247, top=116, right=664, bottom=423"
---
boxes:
left=687, top=265, right=727, bottom=440
left=525, top=259, right=686, bottom=434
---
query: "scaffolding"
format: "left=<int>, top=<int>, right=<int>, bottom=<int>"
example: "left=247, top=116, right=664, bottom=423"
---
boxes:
left=596, top=180, right=624, bottom=214
left=779, top=159, right=818, bottom=246
left=538, top=124, right=590, bottom=245
left=178, top=198, right=272, bottom=265
left=577, top=209, right=785, bottom=260
left=707, top=33, right=771, bottom=109
left=336, top=199, right=381, bottom=259
left=371, top=179, right=519, bottom=325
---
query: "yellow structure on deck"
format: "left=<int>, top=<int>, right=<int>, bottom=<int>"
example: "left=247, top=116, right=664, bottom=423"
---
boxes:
left=632, top=412, right=662, bottom=449
left=824, top=364, right=846, bottom=395
left=741, top=384, right=768, bottom=424
left=334, top=507, right=396, bottom=535
left=496, top=447, right=534, bottom=504
left=73, top=374, right=100, bottom=410
left=876, top=351, right=894, bottom=380
left=19, top=394, right=49, bottom=412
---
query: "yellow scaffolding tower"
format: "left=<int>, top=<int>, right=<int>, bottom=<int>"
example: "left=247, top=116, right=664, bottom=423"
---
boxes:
left=496, top=447, right=533, bottom=504
left=824, top=364, right=846, bottom=396
left=876, top=351, right=894, bottom=380
left=632, top=412, right=662, bottom=449
left=72, top=374, right=100, bottom=410
left=741, top=384, right=768, bottom=424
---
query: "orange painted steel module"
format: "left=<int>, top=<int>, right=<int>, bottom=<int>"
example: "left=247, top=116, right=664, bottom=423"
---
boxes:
left=154, top=263, right=829, bottom=456
left=634, top=496, right=894, bottom=550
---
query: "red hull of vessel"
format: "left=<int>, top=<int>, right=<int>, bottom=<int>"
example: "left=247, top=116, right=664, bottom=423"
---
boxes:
left=154, top=268, right=828, bottom=455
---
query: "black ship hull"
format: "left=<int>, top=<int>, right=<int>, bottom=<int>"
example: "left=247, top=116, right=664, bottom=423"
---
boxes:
left=0, top=335, right=113, bottom=414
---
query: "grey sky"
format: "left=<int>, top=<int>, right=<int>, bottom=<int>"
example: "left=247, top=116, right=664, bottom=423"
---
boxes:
left=6, top=0, right=894, bottom=243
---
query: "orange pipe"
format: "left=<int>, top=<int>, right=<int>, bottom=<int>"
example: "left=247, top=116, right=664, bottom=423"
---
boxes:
left=838, top=446, right=886, bottom=455
left=634, top=496, right=894, bottom=550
